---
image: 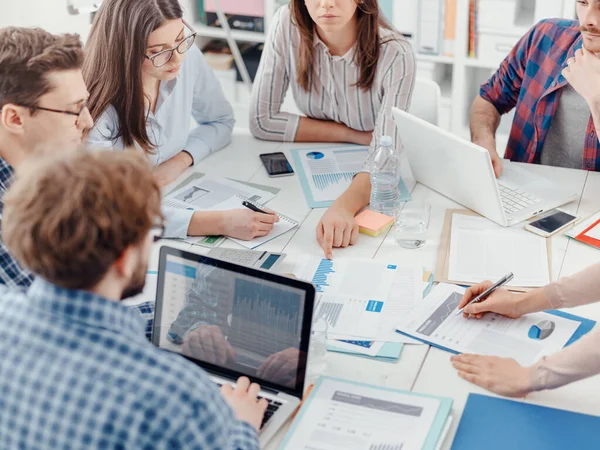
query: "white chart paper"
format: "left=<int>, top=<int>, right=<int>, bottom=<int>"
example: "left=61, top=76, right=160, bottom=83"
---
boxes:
left=396, top=283, right=580, bottom=366
left=448, top=214, right=550, bottom=288
left=283, top=377, right=443, bottom=450
left=292, top=256, right=422, bottom=343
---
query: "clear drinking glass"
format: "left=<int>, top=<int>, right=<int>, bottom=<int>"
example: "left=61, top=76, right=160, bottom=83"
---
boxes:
left=305, top=318, right=328, bottom=386
left=395, top=201, right=431, bottom=249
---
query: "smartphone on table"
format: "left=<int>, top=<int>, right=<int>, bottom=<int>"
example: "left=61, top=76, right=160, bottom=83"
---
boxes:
left=259, top=152, right=294, bottom=178
left=525, top=209, right=578, bottom=238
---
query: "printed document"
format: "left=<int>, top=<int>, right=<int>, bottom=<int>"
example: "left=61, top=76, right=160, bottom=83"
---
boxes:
left=292, top=145, right=415, bottom=207
left=448, top=214, right=550, bottom=288
left=396, top=283, right=580, bottom=366
left=292, top=256, right=422, bottom=343
left=282, top=377, right=447, bottom=450
left=163, top=175, right=276, bottom=211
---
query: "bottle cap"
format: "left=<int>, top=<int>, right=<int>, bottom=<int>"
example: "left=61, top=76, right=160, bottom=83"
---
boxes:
left=380, top=136, right=393, bottom=147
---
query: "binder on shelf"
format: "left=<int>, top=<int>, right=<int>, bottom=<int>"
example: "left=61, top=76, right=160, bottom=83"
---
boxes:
left=417, top=0, right=445, bottom=55
left=443, top=0, right=457, bottom=56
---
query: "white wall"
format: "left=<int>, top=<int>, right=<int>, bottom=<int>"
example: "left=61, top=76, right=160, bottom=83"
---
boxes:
left=0, top=0, right=198, bottom=41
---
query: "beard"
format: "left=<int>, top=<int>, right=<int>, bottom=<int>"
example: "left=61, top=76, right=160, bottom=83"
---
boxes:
left=120, top=261, right=148, bottom=300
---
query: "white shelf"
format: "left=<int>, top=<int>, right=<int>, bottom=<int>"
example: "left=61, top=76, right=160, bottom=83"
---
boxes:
left=464, top=58, right=502, bottom=70
left=416, top=54, right=455, bottom=65
left=194, top=23, right=266, bottom=43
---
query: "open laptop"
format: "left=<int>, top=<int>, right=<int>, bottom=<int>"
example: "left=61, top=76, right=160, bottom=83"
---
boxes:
left=151, top=246, right=315, bottom=446
left=392, top=107, right=578, bottom=226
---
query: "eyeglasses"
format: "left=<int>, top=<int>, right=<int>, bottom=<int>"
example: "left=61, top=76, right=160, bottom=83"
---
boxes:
left=145, top=21, right=197, bottom=68
left=149, top=224, right=165, bottom=243
left=19, top=100, right=89, bottom=125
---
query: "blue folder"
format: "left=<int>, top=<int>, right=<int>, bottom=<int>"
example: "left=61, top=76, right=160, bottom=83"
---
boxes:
left=451, top=393, right=600, bottom=450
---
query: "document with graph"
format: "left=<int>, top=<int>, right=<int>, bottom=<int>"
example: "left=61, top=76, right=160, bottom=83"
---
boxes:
left=395, top=283, right=588, bottom=366
left=292, top=256, right=422, bottom=343
left=291, top=145, right=414, bottom=208
left=280, top=376, right=453, bottom=450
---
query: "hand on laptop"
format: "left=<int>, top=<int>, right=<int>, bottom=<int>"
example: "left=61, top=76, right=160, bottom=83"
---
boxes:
left=257, top=348, right=302, bottom=384
left=221, top=376, right=268, bottom=431
left=181, top=325, right=236, bottom=365
left=473, top=137, right=503, bottom=178
left=317, top=204, right=359, bottom=259
left=222, top=209, right=279, bottom=241
left=450, top=354, right=532, bottom=397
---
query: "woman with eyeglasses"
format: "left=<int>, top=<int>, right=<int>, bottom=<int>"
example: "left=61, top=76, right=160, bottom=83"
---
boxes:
left=249, top=0, right=416, bottom=259
left=84, top=0, right=278, bottom=241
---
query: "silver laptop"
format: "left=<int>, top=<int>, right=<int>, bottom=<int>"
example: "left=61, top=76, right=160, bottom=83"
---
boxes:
left=392, top=107, right=578, bottom=226
left=152, top=246, right=315, bottom=446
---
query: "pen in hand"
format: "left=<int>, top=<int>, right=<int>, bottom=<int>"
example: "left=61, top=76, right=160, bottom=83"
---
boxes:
left=455, top=272, right=514, bottom=315
left=242, top=200, right=268, bottom=215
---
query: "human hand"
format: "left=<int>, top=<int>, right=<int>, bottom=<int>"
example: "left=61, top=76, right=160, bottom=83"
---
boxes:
left=316, top=204, right=359, bottom=259
left=221, top=377, right=268, bottom=431
left=257, top=348, right=302, bottom=383
left=458, top=281, right=522, bottom=319
left=181, top=325, right=236, bottom=365
left=473, top=138, right=502, bottom=177
left=153, top=151, right=193, bottom=188
left=451, top=354, right=532, bottom=397
left=221, top=209, right=279, bottom=240
left=563, top=46, right=600, bottom=106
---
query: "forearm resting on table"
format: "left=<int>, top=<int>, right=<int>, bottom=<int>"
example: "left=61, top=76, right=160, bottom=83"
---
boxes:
left=186, top=211, right=225, bottom=236
left=470, top=96, right=501, bottom=143
left=295, top=117, right=372, bottom=146
left=332, top=173, right=372, bottom=215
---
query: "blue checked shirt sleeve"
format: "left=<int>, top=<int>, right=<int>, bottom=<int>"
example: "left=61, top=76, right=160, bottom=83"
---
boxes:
left=132, top=301, right=154, bottom=340
left=0, top=237, right=34, bottom=289
left=480, top=24, right=537, bottom=115
left=167, top=400, right=260, bottom=449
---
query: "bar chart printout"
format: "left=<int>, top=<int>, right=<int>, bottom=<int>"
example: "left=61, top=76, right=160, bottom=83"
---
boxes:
left=282, top=377, right=448, bottom=450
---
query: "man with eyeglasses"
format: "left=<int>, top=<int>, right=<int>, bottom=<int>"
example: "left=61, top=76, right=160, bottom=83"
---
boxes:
left=0, top=27, right=93, bottom=288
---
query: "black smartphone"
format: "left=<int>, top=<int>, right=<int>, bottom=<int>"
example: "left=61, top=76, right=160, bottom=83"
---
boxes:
left=259, top=152, right=295, bottom=178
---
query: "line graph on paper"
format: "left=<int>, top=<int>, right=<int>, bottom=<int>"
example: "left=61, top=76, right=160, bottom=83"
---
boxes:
left=416, top=292, right=462, bottom=336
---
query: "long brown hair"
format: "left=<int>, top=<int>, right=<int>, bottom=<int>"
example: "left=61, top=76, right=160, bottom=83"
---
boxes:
left=83, top=0, right=183, bottom=152
left=290, top=0, right=392, bottom=92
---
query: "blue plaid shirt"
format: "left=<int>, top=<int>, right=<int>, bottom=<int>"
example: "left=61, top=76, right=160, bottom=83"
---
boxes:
left=0, top=279, right=259, bottom=449
left=0, top=156, right=155, bottom=338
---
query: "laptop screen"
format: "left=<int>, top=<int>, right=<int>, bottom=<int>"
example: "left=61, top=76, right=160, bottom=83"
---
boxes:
left=152, top=250, right=312, bottom=396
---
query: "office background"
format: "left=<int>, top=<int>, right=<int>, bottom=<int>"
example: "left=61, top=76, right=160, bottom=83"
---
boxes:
left=1, top=0, right=578, bottom=155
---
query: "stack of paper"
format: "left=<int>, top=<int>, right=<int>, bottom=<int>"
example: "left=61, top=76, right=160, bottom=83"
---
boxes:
left=292, top=256, right=425, bottom=353
left=436, top=210, right=551, bottom=290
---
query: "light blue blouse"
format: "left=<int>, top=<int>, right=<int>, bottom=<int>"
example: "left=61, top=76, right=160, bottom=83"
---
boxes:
left=87, top=45, right=235, bottom=238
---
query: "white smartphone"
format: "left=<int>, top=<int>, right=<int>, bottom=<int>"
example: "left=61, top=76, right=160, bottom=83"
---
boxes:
left=525, top=209, right=578, bottom=238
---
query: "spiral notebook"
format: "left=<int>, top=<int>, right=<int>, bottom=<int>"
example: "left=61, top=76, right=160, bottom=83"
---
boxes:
left=210, top=195, right=299, bottom=249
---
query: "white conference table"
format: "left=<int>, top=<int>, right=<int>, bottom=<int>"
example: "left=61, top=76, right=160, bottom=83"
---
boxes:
left=152, top=130, right=600, bottom=449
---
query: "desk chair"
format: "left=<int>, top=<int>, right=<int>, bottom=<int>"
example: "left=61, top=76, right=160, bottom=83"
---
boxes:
left=409, top=78, right=441, bottom=126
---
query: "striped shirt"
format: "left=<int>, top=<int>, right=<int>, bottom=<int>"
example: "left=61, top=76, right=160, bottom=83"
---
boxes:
left=250, top=5, right=415, bottom=170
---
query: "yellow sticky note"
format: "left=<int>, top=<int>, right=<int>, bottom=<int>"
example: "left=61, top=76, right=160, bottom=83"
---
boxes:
left=356, top=210, right=394, bottom=237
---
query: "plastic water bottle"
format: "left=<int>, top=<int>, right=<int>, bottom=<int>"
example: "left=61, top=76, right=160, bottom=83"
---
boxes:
left=369, top=135, right=400, bottom=217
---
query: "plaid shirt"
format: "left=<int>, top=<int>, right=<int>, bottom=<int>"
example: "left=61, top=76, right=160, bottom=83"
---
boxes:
left=0, top=279, right=259, bottom=450
left=0, top=156, right=155, bottom=337
left=481, top=19, right=600, bottom=171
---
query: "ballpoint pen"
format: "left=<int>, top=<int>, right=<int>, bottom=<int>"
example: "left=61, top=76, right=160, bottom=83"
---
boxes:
left=455, top=272, right=514, bottom=315
left=242, top=200, right=268, bottom=214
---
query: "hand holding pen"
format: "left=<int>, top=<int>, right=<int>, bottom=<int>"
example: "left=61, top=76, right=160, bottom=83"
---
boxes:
left=456, top=273, right=518, bottom=318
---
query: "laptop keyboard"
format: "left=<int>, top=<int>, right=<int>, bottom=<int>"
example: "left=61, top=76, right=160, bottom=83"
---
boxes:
left=214, top=381, right=283, bottom=429
left=498, top=183, right=542, bottom=215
